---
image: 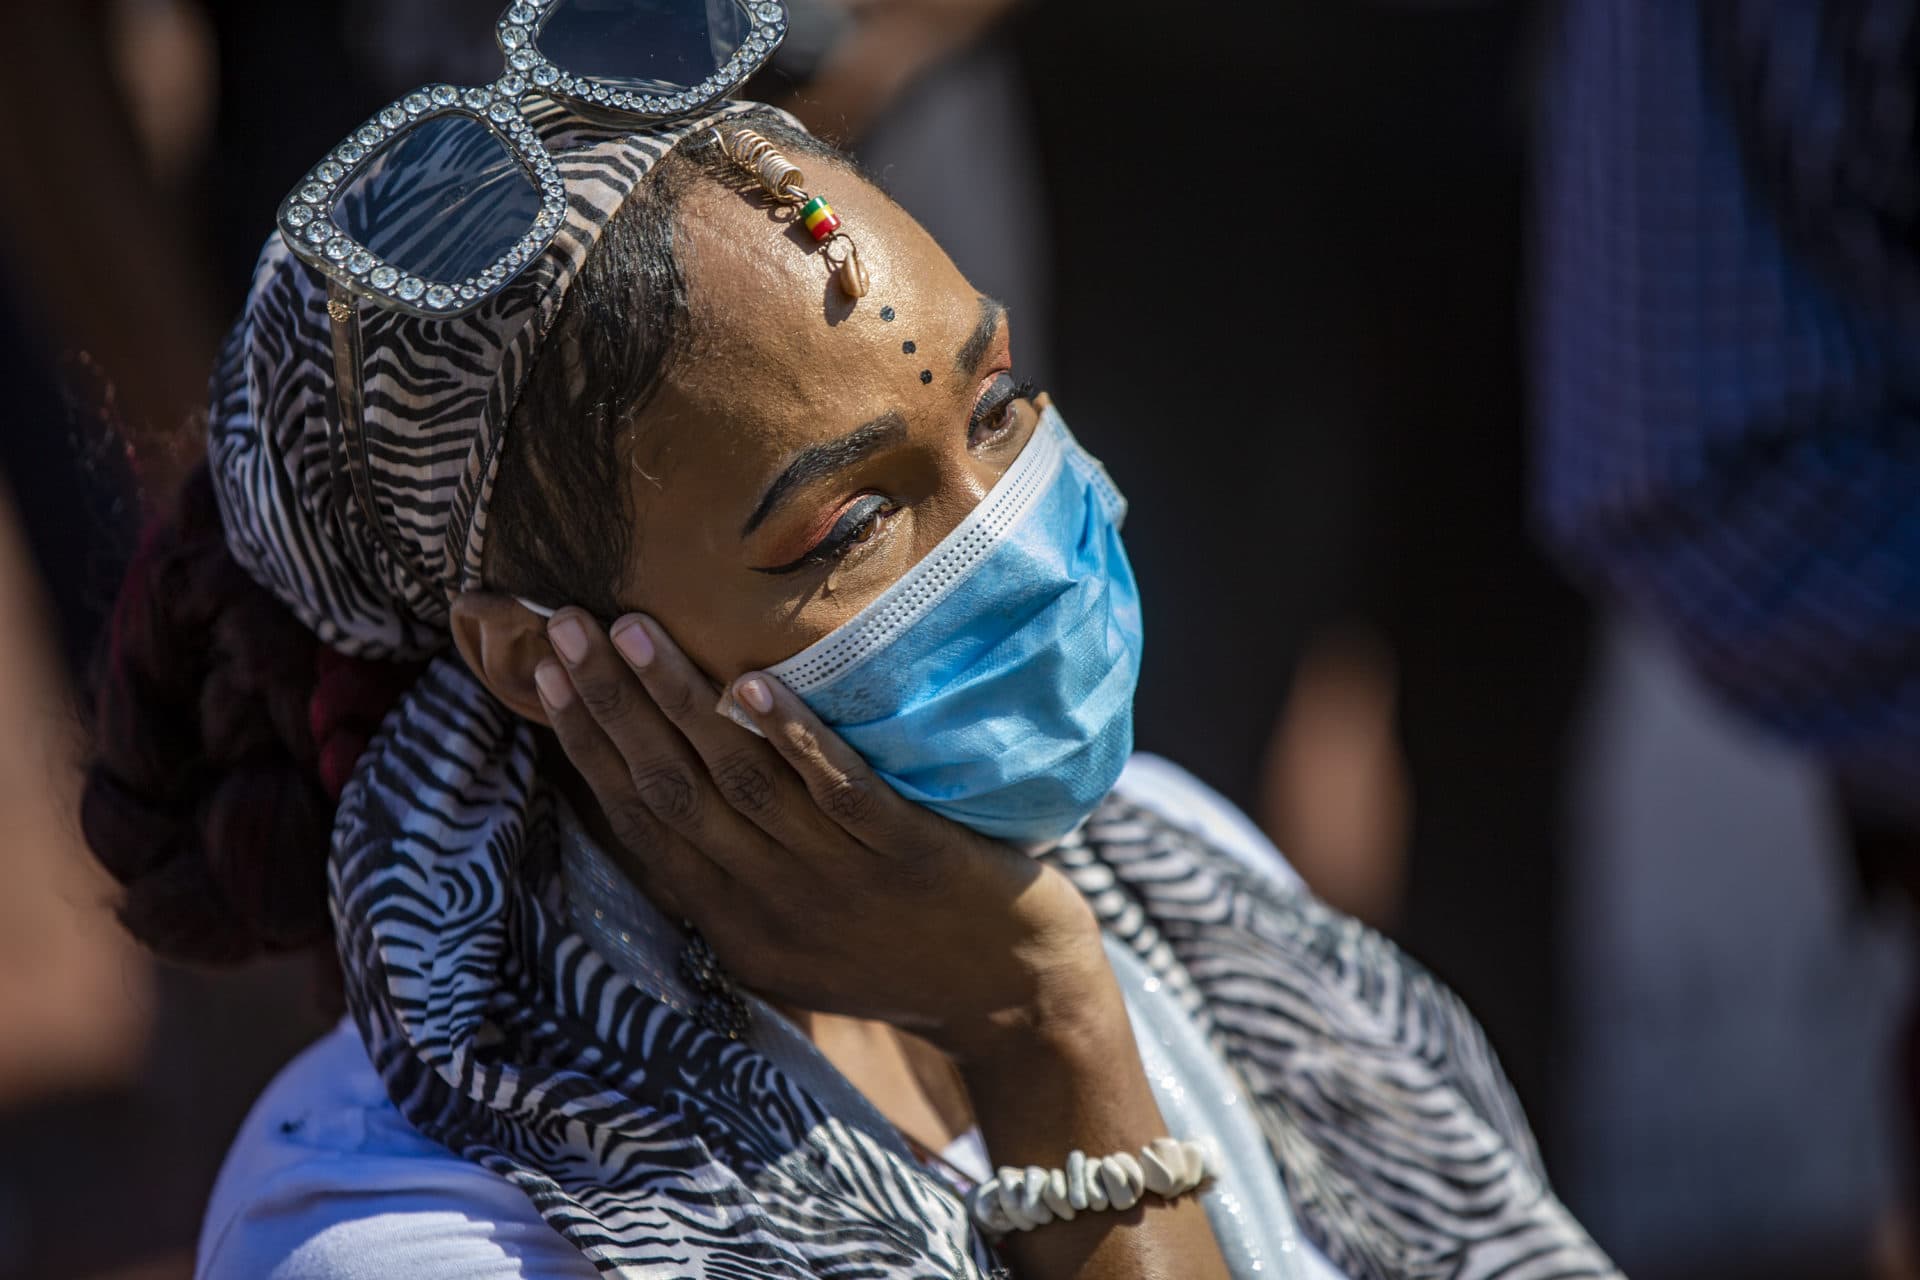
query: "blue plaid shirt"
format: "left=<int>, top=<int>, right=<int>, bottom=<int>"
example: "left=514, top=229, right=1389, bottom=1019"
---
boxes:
left=1536, top=0, right=1920, bottom=819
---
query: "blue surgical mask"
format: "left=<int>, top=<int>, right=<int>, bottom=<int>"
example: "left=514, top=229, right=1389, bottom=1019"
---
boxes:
left=735, top=404, right=1143, bottom=844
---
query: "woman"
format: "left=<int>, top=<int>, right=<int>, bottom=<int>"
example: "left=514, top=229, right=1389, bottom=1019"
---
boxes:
left=80, top=13, right=1615, bottom=1276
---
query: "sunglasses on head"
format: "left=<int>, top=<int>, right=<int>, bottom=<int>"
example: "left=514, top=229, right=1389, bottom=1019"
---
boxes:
left=279, top=0, right=787, bottom=319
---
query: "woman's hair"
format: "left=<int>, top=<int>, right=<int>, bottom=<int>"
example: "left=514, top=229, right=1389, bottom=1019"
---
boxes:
left=83, top=466, right=355, bottom=966
left=80, top=110, right=845, bottom=968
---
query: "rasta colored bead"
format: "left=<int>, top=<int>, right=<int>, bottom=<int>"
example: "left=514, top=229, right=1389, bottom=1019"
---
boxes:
left=800, top=195, right=840, bottom=242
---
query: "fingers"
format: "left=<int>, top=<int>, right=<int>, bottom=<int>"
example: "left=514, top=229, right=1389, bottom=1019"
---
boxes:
left=726, top=667, right=912, bottom=852
left=542, top=609, right=768, bottom=866
left=531, top=658, right=647, bottom=837
left=606, top=614, right=828, bottom=845
left=531, top=657, right=731, bottom=914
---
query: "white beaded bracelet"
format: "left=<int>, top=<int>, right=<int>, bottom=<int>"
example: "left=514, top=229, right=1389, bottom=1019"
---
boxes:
left=966, top=1136, right=1220, bottom=1236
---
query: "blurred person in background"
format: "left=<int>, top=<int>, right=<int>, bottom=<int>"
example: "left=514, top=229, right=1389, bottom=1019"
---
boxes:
left=1537, top=0, right=1920, bottom=915
left=1537, top=0, right=1920, bottom=1272
left=61, top=2, right=1620, bottom=1276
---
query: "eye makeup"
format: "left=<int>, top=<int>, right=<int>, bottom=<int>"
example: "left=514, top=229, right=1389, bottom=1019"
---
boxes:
left=969, top=373, right=1034, bottom=445
left=752, top=493, right=896, bottom=576
left=749, top=374, right=1034, bottom=578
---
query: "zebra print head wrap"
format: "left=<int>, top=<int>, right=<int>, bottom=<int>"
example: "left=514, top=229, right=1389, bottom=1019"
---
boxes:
left=207, top=97, right=770, bottom=660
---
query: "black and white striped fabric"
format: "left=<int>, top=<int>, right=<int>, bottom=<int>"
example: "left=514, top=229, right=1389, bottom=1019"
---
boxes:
left=207, top=96, right=1617, bottom=1278
left=327, top=656, right=1617, bottom=1280
left=1050, top=808, right=1610, bottom=1280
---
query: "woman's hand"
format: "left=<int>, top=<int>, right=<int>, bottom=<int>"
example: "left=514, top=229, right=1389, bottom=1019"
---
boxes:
left=532, top=608, right=1108, bottom=1063
left=535, top=608, right=1234, bottom=1280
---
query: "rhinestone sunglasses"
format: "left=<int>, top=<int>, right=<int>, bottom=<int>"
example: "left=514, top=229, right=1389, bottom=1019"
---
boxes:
left=278, top=0, right=788, bottom=318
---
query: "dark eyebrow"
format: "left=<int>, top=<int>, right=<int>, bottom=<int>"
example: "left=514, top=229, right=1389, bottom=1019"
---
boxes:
left=954, top=296, right=1007, bottom=376
left=741, top=411, right=910, bottom=538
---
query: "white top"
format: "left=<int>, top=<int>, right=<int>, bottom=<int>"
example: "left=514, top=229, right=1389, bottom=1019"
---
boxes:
left=195, top=755, right=1344, bottom=1280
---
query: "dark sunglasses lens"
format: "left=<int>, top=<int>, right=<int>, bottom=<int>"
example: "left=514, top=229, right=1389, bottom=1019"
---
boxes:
left=333, top=113, right=541, bottom=285
left=538, top=0, right=752, bottom=92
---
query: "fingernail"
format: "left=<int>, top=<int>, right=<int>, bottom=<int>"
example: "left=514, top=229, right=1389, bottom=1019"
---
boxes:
left=612, top=619, right=654, bottom=668
left=534, top=660, right=573, bottom=709
left=736, top=675, right=774, bottom=716
left=548, top=615, right=588, bottom=665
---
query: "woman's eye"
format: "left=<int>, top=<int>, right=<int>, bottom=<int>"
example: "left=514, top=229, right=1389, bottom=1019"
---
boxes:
left=838, top=503, right=886, bottom=551
left=752, top=494, right=897, bottom=576
left=756, top=376, right=1033, bottom=579
left=812, top=494, right=893, bottom=564
left=969, top=372, right=1034, bottom=445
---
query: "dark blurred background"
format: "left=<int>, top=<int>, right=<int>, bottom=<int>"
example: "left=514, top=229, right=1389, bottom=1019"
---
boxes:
left=1, top=2, right=1910, bottom=1277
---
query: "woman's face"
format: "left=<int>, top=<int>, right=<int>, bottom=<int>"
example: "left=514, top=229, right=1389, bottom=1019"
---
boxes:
left=610, top=160, right=1042, bottom=684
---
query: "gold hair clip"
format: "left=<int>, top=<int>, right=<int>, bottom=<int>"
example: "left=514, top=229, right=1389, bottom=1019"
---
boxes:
left=712, top=127, right=868, bottom=298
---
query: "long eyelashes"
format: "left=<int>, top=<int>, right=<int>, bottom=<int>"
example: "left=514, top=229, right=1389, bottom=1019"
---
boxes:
left=969, top=373, right=1034, bottom=444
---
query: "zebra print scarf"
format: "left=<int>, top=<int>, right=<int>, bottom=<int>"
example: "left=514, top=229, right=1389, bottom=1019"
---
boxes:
left=329, top=655, right=1619, bottom=1280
